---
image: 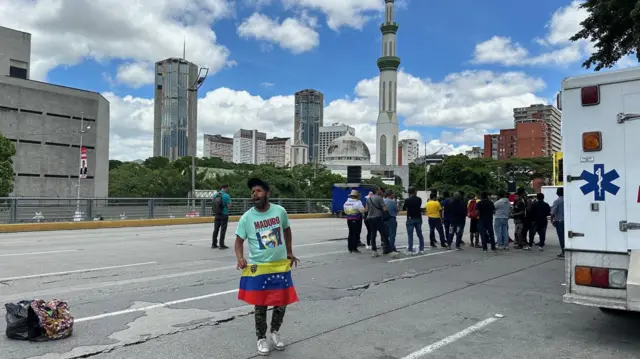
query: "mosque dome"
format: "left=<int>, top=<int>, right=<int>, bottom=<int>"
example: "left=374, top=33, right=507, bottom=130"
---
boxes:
left=325, top=133, right=371, bottom=164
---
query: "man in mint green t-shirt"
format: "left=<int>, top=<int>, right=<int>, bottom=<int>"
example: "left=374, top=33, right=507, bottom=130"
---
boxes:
left=235, top=178, right=299, bottom=356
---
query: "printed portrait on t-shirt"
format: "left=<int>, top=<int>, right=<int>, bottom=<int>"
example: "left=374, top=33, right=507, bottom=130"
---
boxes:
left=253, top=216, right=283, bottom=250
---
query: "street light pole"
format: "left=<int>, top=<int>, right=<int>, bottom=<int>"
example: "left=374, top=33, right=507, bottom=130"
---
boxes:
left=75, top=112, right=91, bottom=219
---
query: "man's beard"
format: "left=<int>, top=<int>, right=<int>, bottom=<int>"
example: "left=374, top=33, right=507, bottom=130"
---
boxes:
left=254, top=197, right=268, bottom=209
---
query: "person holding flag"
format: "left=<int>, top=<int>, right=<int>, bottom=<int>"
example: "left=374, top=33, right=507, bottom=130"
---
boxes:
left=235, top=178, right=299, bottom=356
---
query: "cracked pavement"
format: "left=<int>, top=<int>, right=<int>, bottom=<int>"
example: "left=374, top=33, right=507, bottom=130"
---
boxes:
left=1, top=218, right=640, bottom=359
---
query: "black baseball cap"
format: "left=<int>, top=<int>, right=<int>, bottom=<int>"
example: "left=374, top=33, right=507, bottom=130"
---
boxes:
left=247, top=178, right=270, bottom=192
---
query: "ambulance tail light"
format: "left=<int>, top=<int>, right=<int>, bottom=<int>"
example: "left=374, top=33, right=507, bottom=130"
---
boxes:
left=581, top=86, right=600, bottom=106
left=582, top=131, right=602, bottom=152
left=575, top=266, right=627, bottom=289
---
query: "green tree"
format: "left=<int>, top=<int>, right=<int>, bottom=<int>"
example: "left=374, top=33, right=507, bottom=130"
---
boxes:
left=0, top=133, right=16, bottom=197
left=571, top=0, right=640, bottom=70
left=143, top=156, right=170, bottom=170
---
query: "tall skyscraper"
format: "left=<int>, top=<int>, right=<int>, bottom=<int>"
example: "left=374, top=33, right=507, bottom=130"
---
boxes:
left=293, top=89, right=323, bottom=163
left=153, top=57, right=198, bottom=161
left=376, top=0, right=400, bottom=166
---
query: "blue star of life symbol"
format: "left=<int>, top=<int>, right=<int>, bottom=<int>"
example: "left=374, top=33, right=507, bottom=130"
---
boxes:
left=580, top=164, right=620, bottom=201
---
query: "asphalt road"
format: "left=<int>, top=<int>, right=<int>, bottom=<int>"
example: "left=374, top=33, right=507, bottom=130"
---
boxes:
left=1, top=217, right=639, bottom=359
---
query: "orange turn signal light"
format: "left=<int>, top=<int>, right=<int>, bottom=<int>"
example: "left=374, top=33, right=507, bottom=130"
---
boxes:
left=575, top=266, right=592, bottom=286
left=582, top=131, right=602, bottom=152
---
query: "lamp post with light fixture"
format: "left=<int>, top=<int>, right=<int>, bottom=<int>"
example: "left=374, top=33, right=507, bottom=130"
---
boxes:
left=75, top=112, right=91, bottom=220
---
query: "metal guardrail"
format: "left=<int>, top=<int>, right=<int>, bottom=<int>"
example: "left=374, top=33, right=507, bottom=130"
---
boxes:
left=0, top=198, right=333, bottom=224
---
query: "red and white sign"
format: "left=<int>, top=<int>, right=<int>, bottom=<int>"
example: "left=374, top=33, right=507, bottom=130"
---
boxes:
left=637, top=185, right=640, bottom=203
left=79, top=147, right=88, bottom=179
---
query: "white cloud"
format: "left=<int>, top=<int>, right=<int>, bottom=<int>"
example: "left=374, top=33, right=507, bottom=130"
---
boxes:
left=261, top=82, right=275, bottom=88
left=237, top=12, right=319, bottom=54
left=472, top=1, right=589, bottom=67
left=281, top=0, right=383, bottom=31
left=440, top=128, right=488, bottom=144
left=106, top=69, right=544, bottom=161
left=114, top=62, right=154, bottom=88
left=1, top=0, right=234, bottom=81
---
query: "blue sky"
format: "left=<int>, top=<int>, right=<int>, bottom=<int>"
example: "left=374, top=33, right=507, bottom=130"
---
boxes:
left=3, top=0, right=635, bottom=161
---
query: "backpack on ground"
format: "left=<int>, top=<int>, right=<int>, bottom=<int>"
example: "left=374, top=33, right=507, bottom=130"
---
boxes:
left=467, top=199, right=478, bottom=218
left=212, top=193, right=223, bottom=215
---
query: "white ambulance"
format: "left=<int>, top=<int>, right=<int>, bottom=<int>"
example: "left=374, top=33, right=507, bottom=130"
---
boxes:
left=559, top=66, right=640, bottom=312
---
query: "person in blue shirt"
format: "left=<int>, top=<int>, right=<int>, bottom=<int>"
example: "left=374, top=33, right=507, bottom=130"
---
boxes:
left=212, top=184, right=231, bottom=249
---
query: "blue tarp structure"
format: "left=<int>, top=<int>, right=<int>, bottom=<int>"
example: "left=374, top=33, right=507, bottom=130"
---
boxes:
left=331, top=184, right=375, bottom=215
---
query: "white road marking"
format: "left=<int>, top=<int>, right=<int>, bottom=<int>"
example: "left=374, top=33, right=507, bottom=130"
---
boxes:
left=400, top=317, right=499, bottom=359
left=0, top=262, right=157, bottom=282
left=0, top=249, right=78, bottom=257
left=0, top=249, right=349, bottom=302
left=75, top=289, right=240, bottom=322
left=387, top=250, right=453, bottom=263
left=294, top=242, right=337, bottom=248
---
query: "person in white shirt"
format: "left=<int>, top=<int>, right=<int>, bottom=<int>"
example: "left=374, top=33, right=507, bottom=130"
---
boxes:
left=343, top=190, right=366, bottom=253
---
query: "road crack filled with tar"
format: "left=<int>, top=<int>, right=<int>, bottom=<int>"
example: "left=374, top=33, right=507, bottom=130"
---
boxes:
left=26, top=304, right=255, bottom=359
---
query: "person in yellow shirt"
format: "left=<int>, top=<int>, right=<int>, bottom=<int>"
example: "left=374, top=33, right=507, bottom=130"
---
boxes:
left=425, top=193, right=446, bottom=248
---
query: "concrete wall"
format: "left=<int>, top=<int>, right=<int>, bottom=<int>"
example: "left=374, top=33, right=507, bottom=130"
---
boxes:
left=0, top=25, right=31, bottom=79
left=0, top=76, right=110, bottom=198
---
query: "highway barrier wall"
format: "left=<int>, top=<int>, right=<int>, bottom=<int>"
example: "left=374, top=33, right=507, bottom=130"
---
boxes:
left=0, top=213, right=334, bottom=233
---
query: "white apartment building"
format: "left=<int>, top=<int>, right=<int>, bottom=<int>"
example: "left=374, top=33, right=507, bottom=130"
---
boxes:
left=318, top=124, right=355, bottom=163
left=233, top=129, right=266, bottom=165
left=465, top=146, right=482, bottom=159
left=398, top=138, right=419, bottom=165
left=203, top=134, right=233, bottom=162
left=266, top=137, right=291, bottom=167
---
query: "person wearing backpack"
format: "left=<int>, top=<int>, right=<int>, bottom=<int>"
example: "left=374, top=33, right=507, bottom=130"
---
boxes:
left=467, top=193, right=480, bottom=248
left=212, top=184, right=231, bottom=249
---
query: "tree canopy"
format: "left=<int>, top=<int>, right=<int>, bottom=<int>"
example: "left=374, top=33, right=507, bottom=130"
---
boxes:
left=0, top=132, right=16, bottom=197
left=108, top=157, right=406, bottom=199
left=571, top=0, right=640, bottom=70
left=408, top=155, right=552, bottom=196
left=109, top=155, right=551, bottom=199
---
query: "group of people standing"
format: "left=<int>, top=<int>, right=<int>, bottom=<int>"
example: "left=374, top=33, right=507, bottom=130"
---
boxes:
left=343, top=185, right=566, bottom=258
left=343, top=187, right=401, bottom=257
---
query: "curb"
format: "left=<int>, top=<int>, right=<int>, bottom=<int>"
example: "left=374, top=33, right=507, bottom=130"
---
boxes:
left=0, top=213, right=334, bottom=233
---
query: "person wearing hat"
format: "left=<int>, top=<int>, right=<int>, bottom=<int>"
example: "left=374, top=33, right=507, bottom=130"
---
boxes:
left=343, top=189, right=366, bottom=253
left=235, top=178, right=300, bottom=355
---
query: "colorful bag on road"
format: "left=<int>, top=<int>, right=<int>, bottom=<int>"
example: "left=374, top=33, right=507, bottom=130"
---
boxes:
left=30, top=300, right=74, bottom=340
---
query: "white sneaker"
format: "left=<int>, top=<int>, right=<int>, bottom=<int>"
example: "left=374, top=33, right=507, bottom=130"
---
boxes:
left=366, top=245, right=371, bottom=250
left=270, top=331, right=285, bottom=351
left=257, top=338, right=270, bottom=356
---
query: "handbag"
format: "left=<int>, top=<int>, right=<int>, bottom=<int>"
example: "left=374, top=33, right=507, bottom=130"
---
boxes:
left=368, top=197, right=391, bottom=221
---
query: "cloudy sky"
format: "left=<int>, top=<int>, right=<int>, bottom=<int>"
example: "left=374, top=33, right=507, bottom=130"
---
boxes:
left=1, top=0, right=636, bottom=161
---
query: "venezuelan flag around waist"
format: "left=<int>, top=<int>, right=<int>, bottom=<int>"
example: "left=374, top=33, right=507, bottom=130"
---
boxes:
left=239, top=259, right=299, bottom=307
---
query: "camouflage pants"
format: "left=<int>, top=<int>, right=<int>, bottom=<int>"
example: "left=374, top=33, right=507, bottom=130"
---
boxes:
left=255, top=305, right=287, bottom=339
left=514, top=222, right=527, bottom=247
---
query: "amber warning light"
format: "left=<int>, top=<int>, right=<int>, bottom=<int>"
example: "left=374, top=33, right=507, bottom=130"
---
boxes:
left=582, top=131, right=602, bottom=152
